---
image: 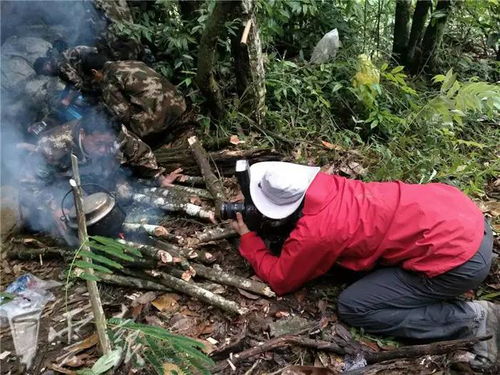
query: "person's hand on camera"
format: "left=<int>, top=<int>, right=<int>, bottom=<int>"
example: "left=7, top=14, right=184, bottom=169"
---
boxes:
left=231, top=212, right=250, bottom=236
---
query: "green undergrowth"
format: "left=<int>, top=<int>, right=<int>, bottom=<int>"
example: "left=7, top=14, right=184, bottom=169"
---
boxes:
left=220, top=55, right=499, bottom=197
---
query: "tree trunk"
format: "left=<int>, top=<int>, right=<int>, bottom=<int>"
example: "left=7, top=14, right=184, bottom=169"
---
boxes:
left=178, top=0, right=202, bottom=22
left=195, top=1, right=239, bottom=119
left=392, top=0, right=412, bottom=64
left=419, top=0, right=453, bottom=72
left=230, top=0, right=266, bottom=129
left=405, top=0, right=432, bottom=69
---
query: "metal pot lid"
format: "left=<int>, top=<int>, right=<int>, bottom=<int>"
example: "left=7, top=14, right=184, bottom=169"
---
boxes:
left=68, top=192, right=116, bottom=227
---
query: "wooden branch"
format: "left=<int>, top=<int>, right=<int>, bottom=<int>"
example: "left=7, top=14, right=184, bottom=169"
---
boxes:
left=70, top=154, right=111, bottom=355
left=178, top=175, right=205, bottom=187
left=128, top=269, right=248, bottom=315
left=363, top=334, right=492, bottom=363
left=240, top=19, right=252, bottom=45
left=151, top=238, right=215, bottom=265
left=154, top=146, right=282, bottom=175
left=188, top=136, right=226, bottom=213
left=131, top=193, right=215, bottom=222
left=7, top=246, right=69, bottom=260
left=117, top=239, right=190, bottom=268
left=122, top=223, right=171, bottom=238
left=213, top=333, right=492, bottom=372
left=195, top=225, right=237, bottom=244
left=140, top=185, right=212, bottom=200
left=212, top=335, right=344, bottom=372
left=194, top=263, right=275, bottom=298
left=138, top=175, right=206, bottom=187
left=95, top=272, right=173, bottom=292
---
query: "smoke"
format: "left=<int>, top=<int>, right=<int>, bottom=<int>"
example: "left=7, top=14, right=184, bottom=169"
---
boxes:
left=0, top=0, right=136, bottom=240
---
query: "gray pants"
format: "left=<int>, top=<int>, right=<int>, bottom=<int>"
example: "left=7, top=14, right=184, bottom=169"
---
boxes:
left=337, top=219, right=494, bottom=340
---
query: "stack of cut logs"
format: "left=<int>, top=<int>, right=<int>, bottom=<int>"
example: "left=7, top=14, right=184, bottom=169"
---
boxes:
left=8, top=137, right=276, bottom=315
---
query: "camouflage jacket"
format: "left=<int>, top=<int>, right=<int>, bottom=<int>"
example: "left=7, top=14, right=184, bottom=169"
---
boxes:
left=36, top=120, right=165, bottom=180
left=57, top=45, right=98, bottom=91
left=101, top=61, right=186, bottom=138
left=93, top=0, right=143, bottom=60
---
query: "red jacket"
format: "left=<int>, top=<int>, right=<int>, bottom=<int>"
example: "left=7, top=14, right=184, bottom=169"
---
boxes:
left=239, top=173, right=484, bottom=295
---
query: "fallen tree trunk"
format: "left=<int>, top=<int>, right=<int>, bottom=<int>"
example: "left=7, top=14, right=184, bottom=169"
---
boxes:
left=153, top=147, right=282, bottom=175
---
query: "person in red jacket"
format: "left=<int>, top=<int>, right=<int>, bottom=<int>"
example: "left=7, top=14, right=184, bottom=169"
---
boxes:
left=231, top=162, right=498, bottom=368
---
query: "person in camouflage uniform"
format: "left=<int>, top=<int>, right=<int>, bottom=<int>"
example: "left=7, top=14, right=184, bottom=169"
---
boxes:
left=20, top=110, right=179, bottom=238
left=35, top=44, right=97, bottom=89
left=82, top=54, right=186, bottom=139
left=92, top=0, right=143, bottom=61
left=35, top=113, right=167, bottom=180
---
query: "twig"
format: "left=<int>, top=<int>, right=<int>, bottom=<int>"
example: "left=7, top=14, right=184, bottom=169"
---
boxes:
left=70, top=154, right=111, bottom=354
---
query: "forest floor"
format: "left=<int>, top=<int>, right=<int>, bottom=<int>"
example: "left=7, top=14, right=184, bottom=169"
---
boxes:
left=1, top=146, right=499, bottom=375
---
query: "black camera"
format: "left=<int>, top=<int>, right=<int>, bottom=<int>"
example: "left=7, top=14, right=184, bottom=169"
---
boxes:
left=219, top=160, right=262, bottom=231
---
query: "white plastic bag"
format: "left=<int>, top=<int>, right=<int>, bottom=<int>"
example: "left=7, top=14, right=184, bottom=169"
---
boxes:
left=0, top=274, right=60, bottom=368
left=310, top=28, right=342, bottom=64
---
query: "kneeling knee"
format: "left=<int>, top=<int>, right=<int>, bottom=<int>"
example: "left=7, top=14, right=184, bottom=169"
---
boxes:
left=337, top=289, right=363, bottom=320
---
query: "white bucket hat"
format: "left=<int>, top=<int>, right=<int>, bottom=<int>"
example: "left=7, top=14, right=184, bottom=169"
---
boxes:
left=249, top=162, right=320, bottom=219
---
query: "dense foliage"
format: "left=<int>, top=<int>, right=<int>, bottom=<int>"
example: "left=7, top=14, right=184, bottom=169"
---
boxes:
left=119, top=0, right=499, bottom=196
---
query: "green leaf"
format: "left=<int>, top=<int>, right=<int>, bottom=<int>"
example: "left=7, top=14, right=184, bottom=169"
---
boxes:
left=89, top=243, right=135, bottom=262
left=91, top=349, right=122, bottom=374
left=0, top=292, right=15, bottom=305
left=481, top=292, right=500, bottom=300
left=432, top=74, right=446, bottom=83
left=78, top=272, right=101, bottom=282
left=74, top=260, right=113, bottom=274
left=391, top=66, right=404, bottom=74
left=79, top=250, right=124, bottom=270
left=441, top=69, right=457, bottom=93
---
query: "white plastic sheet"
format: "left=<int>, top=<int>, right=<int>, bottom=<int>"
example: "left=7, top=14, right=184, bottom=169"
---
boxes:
left=310, top=28, right=342, bottom=64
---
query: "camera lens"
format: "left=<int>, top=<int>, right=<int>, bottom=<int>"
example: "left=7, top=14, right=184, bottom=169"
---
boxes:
left=220, top=202, right=245, bottom=220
